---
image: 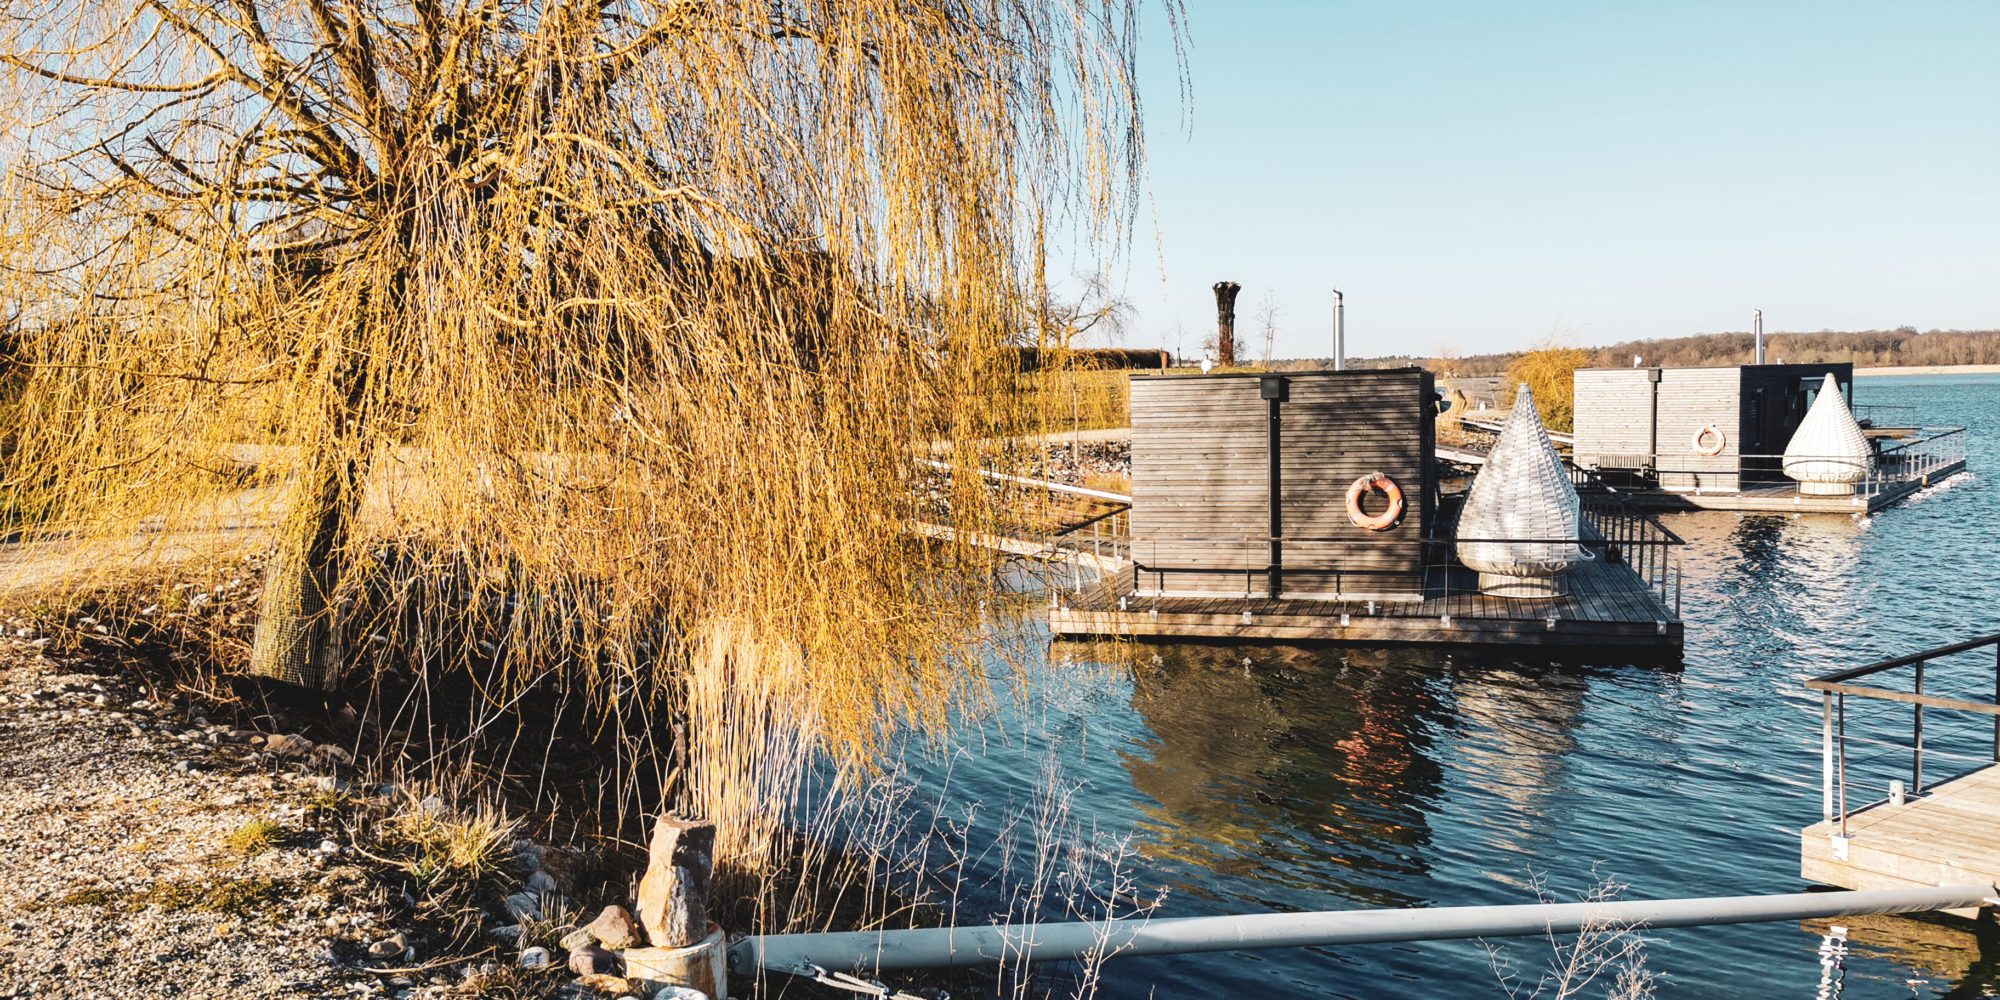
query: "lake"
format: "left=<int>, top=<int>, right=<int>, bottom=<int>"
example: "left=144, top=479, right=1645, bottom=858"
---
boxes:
left=872, top=374, right=2000, bottom=999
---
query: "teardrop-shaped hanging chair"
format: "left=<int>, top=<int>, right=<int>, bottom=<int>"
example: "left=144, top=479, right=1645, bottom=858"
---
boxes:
left=1782, top=373, right=1873, bottom=496
left=1455, top=385, right=1590, bottom=597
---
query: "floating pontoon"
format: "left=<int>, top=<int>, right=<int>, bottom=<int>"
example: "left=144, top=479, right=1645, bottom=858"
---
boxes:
left=1571, top=363, right=1967, bottom=513
left=1048, top=369, right=1683, bottom=651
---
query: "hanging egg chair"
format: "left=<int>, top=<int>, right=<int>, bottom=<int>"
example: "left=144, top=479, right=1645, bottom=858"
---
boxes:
left=1782, top=373, right=1873, bottom=496
left=1455, top=385, right=1591, bottom=598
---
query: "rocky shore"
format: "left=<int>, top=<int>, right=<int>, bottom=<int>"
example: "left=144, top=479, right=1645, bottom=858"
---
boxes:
left=0, top=633, right=679, bottom=999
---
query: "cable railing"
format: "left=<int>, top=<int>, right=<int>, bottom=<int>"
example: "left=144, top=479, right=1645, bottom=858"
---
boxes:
left=1805, top=634, right=2000, bottom=838
left=1074, top=494, right=1682, bottom=626
left=1580, top=426, right=1967, bottom=497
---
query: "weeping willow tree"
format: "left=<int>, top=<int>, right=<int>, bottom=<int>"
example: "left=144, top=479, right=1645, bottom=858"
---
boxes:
left=0, top=0, right=1178, bottom=856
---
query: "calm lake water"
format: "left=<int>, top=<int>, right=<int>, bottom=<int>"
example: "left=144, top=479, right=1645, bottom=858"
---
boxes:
left=880, top=374, right=2000, bottom=998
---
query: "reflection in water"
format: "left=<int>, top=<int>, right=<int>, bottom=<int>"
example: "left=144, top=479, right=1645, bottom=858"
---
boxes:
left=1801, top=914, right=2000, bottom=998
left=1447, top=665, right=1586, bottom=856
left=1121, top=645, right=1448, bottom=908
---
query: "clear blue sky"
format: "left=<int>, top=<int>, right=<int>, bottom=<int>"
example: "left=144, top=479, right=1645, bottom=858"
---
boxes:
left=1085, top=1, right=2000, bottom=360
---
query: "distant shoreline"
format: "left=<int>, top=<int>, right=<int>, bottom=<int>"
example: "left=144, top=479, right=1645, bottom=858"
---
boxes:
left=1853, top=364, right=2000, bottom=377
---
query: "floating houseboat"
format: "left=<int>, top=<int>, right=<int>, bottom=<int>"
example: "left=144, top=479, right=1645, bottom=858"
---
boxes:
left=1048, top=369, right=1684, bottom=651
left=1571, top=364, right=1967, bottom=514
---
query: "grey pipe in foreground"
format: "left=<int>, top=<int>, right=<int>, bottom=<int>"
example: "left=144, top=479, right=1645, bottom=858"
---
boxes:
left=730, top=883, right=1995, bottom=976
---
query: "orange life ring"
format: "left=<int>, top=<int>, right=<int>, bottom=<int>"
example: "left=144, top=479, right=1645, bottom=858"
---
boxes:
left=1692, top=424, right=1727, bottom=457
left=1344, top=472, right=1405, bottom=531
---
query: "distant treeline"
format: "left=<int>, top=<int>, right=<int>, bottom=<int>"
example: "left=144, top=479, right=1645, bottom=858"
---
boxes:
left=1336, top=327, right=2000, bottom=375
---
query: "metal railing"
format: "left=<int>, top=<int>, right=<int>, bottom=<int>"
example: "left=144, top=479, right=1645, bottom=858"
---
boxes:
left=1580, top=426, right=1967, bottom=498
left=1093, top=494, right=1681, bottom=625
left=1853, top=402, right=1918, bottom=428
left=1806, top=634, right=2000, bottom=837
left=1875, top=426, right=1967, bottom=487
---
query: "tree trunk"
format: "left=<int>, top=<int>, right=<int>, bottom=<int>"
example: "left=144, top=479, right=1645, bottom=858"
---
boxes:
left=248, top=445, right=358, bottom=690
left=1213, top=280, right=1241, bottom=368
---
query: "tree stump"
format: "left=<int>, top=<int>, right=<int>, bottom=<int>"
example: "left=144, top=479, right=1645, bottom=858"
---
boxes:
left=636, top=815, right=715, bottom=949
left=1213, top=280, right=1241, bottom=368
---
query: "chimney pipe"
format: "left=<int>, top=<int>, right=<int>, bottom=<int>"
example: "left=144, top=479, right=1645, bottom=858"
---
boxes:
left=1332, top=288, right=1345, bottom=371
left=1753, top=308, right=1764, bottom=366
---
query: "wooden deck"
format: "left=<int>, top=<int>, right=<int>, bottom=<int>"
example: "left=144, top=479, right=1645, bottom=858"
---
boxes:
left=1801, top=765, right=2000, bottom=918
left=1049, top=541, right=1682, bottom=650
left=1616, top=459, right=1966, bottom=514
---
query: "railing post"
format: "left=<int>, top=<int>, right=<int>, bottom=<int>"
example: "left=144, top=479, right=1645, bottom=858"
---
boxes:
left=1913, top=660, right=1925, bottom=795
left=1993, top=642, right=2000, bottom=762
left=1821, top=691, right=1835, bottom=823
left=1837, top=693, right=1849, bottom=839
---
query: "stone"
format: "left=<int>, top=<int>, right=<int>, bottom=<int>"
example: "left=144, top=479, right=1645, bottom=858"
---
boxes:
left=485, top=925, right=522, bottom=945
left=579, top=974, right=634, bottom=994
left=635, top=816, right=715, bottom=948
left=652, top=988, right=709, bottom=1000
left=558, top=927, right=595, bottom=952
left=568, top=943, right=622, bottom=977
left=583, top=905, right=643, bottom=950
left=503, top=892, right=542, bottom=922
left=366, top=932, right=408, bottom=960
left=525, top=869, right=559, bottom=893
left=517, top=946, right=552, bottom=969
left=264, top=733, right=312, bottom=757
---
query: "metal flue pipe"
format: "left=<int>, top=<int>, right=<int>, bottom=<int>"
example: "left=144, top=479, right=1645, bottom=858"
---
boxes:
left=1754, top=307, right=1765, bottom=365
left=730, top=884, right=1996, bottom=976
left=1332, top=287, right=1345, bottom=371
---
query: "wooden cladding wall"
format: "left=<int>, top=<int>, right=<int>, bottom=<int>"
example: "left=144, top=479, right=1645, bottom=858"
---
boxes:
left=1574, top=367, right=1741, bottom=492
left=1129, top=369, right=1435, bottom=599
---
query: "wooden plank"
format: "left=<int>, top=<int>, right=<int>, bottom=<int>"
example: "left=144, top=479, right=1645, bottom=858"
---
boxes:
left=1800, top=766, right=2000, bottom=916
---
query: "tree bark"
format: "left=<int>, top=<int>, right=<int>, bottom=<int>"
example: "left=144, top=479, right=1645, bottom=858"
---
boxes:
left=247, top=443, right=357, bottom=690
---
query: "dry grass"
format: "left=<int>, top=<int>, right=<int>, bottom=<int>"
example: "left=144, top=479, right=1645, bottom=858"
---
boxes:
left=367, top=793, right=523, bottom=897
left=1079, top=471, right=1132, bottom=497
left=223, top=818, right=285, bottom=857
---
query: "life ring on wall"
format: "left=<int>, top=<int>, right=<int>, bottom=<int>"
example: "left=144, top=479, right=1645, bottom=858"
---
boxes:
left=1344, top=472, right=1405, bottom=531
left=1691, top=424, right=1727, bottom=457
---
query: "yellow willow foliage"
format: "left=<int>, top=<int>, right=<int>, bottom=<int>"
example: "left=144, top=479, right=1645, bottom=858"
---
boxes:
left=0, top=0, right=1182, bottom=842
left=1506, top=342, right=1592, bottom=434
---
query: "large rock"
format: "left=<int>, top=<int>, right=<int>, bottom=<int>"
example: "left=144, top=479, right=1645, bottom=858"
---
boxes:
left=585, top=905, right=644, bottom=950
left=635, top=816, right=715, bottom=948
left=568, top=943, right=623, bottom=977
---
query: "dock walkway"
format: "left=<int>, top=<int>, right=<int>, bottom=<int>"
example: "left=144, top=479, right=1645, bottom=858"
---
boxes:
left=1596, top=427, right=1968, bottom=515
left=1051, top=502, right=1683, bottom=650
left=1802, top=767, right=2000, bottom=916
left=1800, top=634, right=2000, bottom=918
left=1052, top=542, right=1679, bottom=647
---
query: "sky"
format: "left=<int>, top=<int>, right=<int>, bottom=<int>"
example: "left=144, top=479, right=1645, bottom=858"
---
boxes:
left=1073, top=1, right=2000, bottom=361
